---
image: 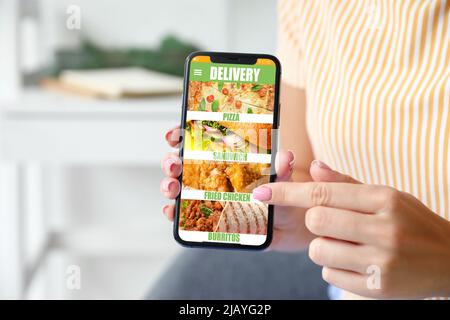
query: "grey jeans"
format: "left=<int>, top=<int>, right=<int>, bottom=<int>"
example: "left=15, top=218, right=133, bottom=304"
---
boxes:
left=147, top=248, right=329, bottom=299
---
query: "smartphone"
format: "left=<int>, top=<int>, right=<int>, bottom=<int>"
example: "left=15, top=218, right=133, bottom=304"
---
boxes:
left=174, top=51, right=281, bottom=250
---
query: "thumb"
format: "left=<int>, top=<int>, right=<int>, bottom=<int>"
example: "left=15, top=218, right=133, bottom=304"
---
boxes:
left=274, top=150, right=295, bottom=182
left=310, top=160, right=362, bottom=184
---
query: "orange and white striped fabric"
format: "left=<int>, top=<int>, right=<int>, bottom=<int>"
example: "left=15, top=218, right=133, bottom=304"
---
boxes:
left=277, top=0, right=450, bottom=299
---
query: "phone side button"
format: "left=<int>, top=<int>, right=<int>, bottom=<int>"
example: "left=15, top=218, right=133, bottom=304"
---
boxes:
left=277, top=103, right=281, bottom=128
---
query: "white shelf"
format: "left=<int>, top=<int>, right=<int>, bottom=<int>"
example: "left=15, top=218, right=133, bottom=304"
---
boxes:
left=49, top=224, right=180, bottom=258
left=1, top=88, right=182, bottom=117
left=0, top=88, right=181, bottom=165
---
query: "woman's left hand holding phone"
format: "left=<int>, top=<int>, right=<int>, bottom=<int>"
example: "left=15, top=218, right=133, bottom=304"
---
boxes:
left=160, top=125, right=183, bottom=221
left=160, top=125, right=315, bottom=251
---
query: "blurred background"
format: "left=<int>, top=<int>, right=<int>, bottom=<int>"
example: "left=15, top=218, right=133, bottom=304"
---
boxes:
left=0, top=0, right=277, bottom=299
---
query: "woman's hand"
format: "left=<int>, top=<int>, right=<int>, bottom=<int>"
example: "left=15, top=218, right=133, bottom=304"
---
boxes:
left=160, top=125, right=182, bottom=220
left=160, top=126, right=315, bottom=251
left=253, top=161, right=450, bottom=299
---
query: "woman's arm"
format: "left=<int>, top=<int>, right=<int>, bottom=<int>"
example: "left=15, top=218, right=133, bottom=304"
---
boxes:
left=279, top=83, right=314, bottom=182
left=266, top=83, right=316, bottom=251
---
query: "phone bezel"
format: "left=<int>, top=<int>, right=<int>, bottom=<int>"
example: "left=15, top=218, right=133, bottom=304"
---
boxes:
left=173, top=51, right=281, bottom=250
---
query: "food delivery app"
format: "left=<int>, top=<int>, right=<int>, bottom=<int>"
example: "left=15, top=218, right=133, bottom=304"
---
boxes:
left=179, top=55, right=277, bottom=246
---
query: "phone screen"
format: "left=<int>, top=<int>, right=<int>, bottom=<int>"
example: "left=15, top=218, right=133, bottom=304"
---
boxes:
left=176, top=53, right=279, bottom=248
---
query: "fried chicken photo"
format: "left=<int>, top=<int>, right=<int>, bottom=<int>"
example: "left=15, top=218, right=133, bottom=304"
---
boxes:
left=182, top=160, right=269, bottom=193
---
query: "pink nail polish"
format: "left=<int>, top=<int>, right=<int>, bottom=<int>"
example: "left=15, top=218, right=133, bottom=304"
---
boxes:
left=287, top=150, right=296, bottom=168
left=165, top=158, right=177, bottom=171
left=165, top=130, right=173, bottom=141
left=253, top=186, right=272, bottom=201
left=312, top=160, right=331, bottom=170
left=162, top=180, right=175, bottom=192
left=162, top=205, right=169, bottom=214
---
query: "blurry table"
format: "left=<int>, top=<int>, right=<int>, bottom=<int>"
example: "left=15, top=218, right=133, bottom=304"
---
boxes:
left=0, top=88, right=181, bottom=298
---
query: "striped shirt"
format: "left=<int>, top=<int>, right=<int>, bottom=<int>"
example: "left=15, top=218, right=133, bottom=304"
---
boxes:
left=278, top=0, right=450, bottom=299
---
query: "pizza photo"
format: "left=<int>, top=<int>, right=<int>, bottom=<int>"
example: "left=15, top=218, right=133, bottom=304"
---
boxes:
left=188, top=81, right=275, bottom=114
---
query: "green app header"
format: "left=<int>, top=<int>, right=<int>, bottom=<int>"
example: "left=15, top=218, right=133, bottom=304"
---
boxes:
left=189, top=62, right=276, bottom=84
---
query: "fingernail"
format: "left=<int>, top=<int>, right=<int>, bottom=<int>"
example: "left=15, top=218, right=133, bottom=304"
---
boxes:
left=165, top=157, right=180, bottom=172
left=162, top=180, right=175, bottom=192
left=165, top=129, right=173, bottom=141
left=253, top=186, right=272, bottom=201
left=312, top=160, right=331, bottom=171
left=162, top=205, right=170, bottom=215
left=287, top=150, right=296, bottom=168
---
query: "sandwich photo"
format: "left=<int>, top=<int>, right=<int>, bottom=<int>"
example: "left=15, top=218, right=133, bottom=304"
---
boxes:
left=185, top=120, right=272, bottom=154
left=188, top=81, right=275, bottom=114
